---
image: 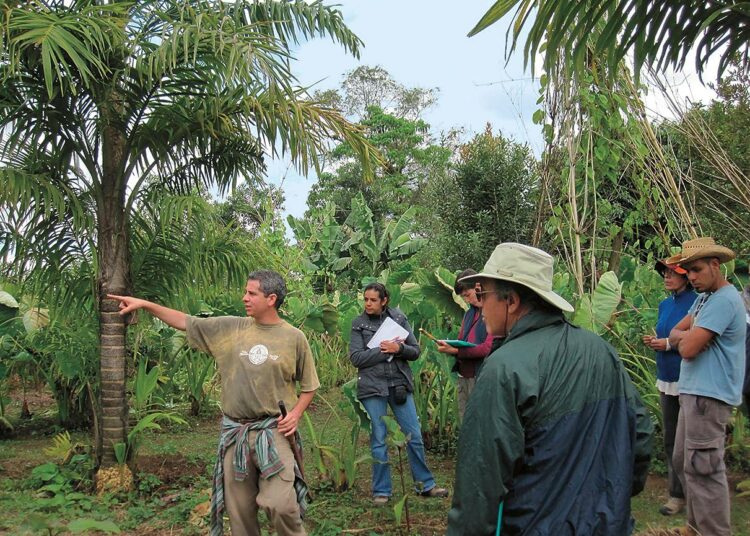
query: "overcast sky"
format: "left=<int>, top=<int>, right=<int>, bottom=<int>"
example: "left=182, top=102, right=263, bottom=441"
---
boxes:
left=263, top=1, right=717, bottom=222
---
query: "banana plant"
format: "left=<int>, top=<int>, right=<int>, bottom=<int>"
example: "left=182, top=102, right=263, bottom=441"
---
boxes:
left=343, top=194, right=425, bottom=275
left=288, top=203, right=353, bottom=292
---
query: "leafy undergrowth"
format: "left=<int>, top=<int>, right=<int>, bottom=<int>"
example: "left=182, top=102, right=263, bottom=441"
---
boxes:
left=1, top=388, right=749, bottom=535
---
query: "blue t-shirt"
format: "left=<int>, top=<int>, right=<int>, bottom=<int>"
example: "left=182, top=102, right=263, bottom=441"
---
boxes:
left=655, top=289, right=697, bottom=382
left=679, top=285, right=747, bottom=406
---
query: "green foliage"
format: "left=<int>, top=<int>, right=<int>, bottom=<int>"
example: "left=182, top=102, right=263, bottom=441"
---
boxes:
left=288, top=202, right=354, bottom=292
left=571, top=271, right=622, bottom=334
left=0, top=286, right=97, bottom=428
left=656, top=58, right=750, bottom=254
left=44, top=431, right=81, bottom=465
left=535, top=56, right=693, bottom=294
left=419, top=125, right=539, bottom=271
left=469, top=0, right=749, bottom=81
left=125, top=357, right=188, bottom=462
left=67, top=518, right=121, bottom=534
left=113, top=443, right=127, bottom=466
left=306, top=103, right=451, bottom=226
left=381, top=415, right=411, bottom=532
left=290, top=195, right=426, bottom=292
left=0, top=0, right=378, bottom=463
left=26, top=452, right=95, bottom=511
left=135, top=472, right=163, bottom=496
left=181, top=350, right=216, bottom=417
left=302, top=385, right=372, bottom=492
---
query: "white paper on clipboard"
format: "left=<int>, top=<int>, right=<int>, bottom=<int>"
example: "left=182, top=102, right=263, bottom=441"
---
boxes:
left=366, top=317, right=409, bottom=349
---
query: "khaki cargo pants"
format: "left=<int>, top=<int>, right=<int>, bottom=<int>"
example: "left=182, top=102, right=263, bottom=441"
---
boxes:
left=223, top=428, right=306, bottom=536
left=673, top=394, right=733, bottom=536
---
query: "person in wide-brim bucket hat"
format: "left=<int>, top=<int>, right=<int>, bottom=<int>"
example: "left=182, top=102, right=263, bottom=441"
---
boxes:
left=458, top=242, right=574, bottom=312
left=665, top=237, right=735, bottom=265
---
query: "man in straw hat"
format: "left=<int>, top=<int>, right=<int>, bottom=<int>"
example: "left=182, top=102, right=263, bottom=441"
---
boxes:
left=666, top=237, right=746, bottom=536
left=447, top=243, right=652, bottom=536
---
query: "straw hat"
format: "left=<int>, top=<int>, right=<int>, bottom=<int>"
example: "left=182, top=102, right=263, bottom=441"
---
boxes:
left=458, top=242, right=574, bottom=312
left=665, top=237, right=735, bottom=265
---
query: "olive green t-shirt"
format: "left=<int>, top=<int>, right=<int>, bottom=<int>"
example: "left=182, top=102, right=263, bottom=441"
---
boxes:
left=185, top=315, right=320, bottom=420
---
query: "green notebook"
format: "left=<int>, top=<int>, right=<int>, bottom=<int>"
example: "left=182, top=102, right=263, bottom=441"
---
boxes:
left=442, top=339, right=476, bottom=348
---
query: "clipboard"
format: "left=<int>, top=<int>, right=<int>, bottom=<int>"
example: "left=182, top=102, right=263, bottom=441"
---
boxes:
left=442, top=339, right=476, bottom=348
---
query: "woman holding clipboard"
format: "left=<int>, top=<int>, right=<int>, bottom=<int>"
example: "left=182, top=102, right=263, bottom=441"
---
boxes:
left=349, top=282, right=449, bottom=506
left=436, top=269, right=496, bottom=418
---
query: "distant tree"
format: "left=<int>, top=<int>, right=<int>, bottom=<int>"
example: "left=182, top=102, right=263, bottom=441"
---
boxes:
left=306, top=106, right=452, bottom=225
left=314, top=65, right=438, bottom=121
left=420, top=125, right=539, bottom=271
left=218, top=182, right=286, bottom=236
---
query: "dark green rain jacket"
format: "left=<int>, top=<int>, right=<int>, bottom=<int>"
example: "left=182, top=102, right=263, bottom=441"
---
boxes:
left=447, top=309, right=652, bottom=535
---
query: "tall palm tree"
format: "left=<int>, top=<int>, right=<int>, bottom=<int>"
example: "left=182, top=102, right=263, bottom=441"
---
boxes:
left=0, top=0, right=377, bottom=465
left=470, top=0, right=750, bottom=79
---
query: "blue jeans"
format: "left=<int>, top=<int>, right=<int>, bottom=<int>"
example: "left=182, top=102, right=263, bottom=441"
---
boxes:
left=361, top=393, right=436, bottom=497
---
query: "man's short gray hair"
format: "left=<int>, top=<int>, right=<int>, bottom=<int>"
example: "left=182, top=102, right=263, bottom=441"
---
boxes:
left=248, top=270, right=287, bottom=309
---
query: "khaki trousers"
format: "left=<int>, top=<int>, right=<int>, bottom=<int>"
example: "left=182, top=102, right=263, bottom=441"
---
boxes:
left=223, top=428, right=306, bottom=536
left=673, top=394, right=733, bottom=536
left=456, top=376, right=476, bottom=421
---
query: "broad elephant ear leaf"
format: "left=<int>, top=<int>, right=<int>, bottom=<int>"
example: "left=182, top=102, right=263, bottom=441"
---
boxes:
left=572, top=271, right=622, bottom=334
left=320, top=302, right=339, bottom=335
left=0, top=291, right=19, bottom=309
left=413, top=269, right=465, bottom=318
left=23, top=308, right=50, bottom=332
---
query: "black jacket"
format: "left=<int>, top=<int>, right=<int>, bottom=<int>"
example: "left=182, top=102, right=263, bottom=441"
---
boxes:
left=349, top=307, right=420, bottom=400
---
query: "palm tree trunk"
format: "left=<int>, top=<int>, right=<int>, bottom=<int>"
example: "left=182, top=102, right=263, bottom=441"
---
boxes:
left=97, top=113, right=131, bottom=466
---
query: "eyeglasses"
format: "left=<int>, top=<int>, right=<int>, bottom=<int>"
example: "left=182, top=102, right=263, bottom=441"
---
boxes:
left=473, top=283, right=495, bottom=302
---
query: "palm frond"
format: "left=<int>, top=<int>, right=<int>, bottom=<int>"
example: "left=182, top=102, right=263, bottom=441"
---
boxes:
left=469, top=0, right=750, bottom=80
left=237, top=0, right=363, bottom=58
left=1, top=2, right=129, bottom=97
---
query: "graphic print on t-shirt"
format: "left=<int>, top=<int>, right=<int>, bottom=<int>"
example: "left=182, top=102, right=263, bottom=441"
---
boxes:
left=240, top=344, right=280, bottom=365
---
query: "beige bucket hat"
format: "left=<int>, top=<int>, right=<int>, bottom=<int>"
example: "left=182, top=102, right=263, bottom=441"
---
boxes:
left=665, top=237, right=735, bottom=265
left=458, top=242, right=574, bottom=312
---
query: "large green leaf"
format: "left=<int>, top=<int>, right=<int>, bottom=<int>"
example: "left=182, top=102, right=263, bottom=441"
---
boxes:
left=22, top=308, right=49, bottom=333
left=572, top=271, right=622, bottom=333
left=341, top=378, right=371, bottom=430
left=320, top=302, right=339, bottom=335
left=0, top=292, right=19, bottom=309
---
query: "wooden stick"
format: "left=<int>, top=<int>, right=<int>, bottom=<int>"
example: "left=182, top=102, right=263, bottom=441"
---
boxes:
left=418, top=327, right=439, bottom=342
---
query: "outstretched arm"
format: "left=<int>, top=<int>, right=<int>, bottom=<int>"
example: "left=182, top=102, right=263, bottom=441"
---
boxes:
left=107, top=294, right=187, bottom=331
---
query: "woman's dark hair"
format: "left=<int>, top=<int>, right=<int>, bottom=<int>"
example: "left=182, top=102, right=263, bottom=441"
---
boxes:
left=655, top=263, right=692, bottom=290
left=363, top=282, right=389, bottom=302
left=454, top=269, right=478, bottom=294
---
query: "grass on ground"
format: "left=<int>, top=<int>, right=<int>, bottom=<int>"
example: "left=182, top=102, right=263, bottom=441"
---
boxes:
left=0, top=387, right=748, bottom=535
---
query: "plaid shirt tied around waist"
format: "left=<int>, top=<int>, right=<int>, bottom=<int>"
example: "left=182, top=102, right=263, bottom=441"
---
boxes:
left=210, top=415, right=309, bottom=535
